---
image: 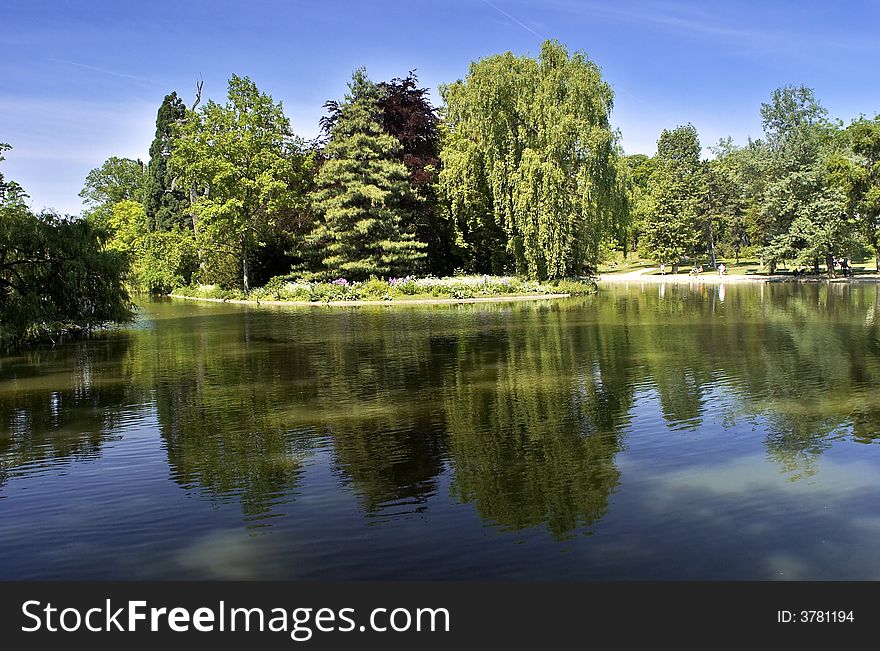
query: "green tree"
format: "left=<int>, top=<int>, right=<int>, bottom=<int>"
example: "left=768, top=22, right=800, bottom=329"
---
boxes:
left=305, top=69, right=426, bottom=280
left=621, top=153, right=656, bottom=255
left=707, top=139, right=755, bottom=263
left=79, top=156, right=147, bottom=228
left=100, top=199, right=198, bottom=293
left=321, top=72, right=452, bottom=274
left=755, top=86, right=841, bottom=274
left=104, top=199, right=147, bottom=254
left=0, top=144, right=27, bottom=205
left=640, top=124, right=704, bottom=272
left=0, top=205, right=132, bottom=345
left=144, top=92, right=189, bottom=232
left=2, top=154, right=129, bottom=344
left=171, top=75, right=312, bottom=292
left=440, top=39, right=627, bottom=279
left=828, top=116, right=880, bottom=270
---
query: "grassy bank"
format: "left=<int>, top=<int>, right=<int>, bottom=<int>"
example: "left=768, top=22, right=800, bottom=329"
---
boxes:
left=173, top=275, right=596, bottom=303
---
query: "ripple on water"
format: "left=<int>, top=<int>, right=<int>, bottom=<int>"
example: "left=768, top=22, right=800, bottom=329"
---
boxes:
left=3, top=285, right=880, bottom=579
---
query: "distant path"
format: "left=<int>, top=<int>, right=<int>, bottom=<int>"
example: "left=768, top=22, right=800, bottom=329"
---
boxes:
left=599, top=267, right=771, bottom=284
left=598, top=267, right=880, bottom=284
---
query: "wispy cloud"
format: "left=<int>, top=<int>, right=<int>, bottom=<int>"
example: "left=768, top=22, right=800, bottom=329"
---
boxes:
left=480, top=0, right=545, bottom=40
left=49, top=58, right=155, bottom=84
left=524, top=0, right=880, bottom=54
left=539, top=0, right=775, bottom=44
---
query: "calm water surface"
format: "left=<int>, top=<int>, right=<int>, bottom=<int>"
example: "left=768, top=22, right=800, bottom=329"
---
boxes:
left=2, top=282, right=880, bottom=580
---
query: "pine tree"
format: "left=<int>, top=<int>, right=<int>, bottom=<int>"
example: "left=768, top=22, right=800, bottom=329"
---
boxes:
left=306, top=70, right=426, bottom=280
left=320, top=72, right=451, bottom=274
left=144, top=92, right=188, bottom=231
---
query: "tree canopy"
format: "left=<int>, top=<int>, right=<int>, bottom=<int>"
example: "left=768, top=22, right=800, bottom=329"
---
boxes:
left=79, top=156, right=147, bottom=229
left=2, top=156, right=132, bottom=346
left=639, top=124, right=704, bottom=271
left=170, top=75, right=313, bottom=292
left=305, top=69, right=426, bottom=280
left=440, top=40, right=628, bottom=280
left=144, top=92, right=189, bottom=231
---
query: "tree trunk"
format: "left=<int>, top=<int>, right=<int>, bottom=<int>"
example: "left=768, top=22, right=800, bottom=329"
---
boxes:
left=190, top=187, right=205, bottom=274
left=241, top=237, right=250, bottom=294
left=706, top=217, right=717, bottom=269
left=825, top=254, right=835, bottom=279
left=813, top=257, right=820, bottom=275
left=672, top=263, right=679, bottom=274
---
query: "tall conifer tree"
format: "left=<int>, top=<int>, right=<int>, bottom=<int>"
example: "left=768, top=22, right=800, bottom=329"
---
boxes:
left=306, top=70, right=426, bottom=280
left=144, top=92, right=188, bottom=231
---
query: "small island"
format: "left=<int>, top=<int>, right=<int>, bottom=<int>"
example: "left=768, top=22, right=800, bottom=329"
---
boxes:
left=171, top=275, right=593, bottom=306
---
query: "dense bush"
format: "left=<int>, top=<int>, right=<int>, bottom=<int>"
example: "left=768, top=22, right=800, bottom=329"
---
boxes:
left=0, top=205, right=133, bottom=345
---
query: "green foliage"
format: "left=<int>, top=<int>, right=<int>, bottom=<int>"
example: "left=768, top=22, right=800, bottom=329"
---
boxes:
left=0, top=203, right=133, bottom=345
left=621, top=153, right=656, bottom=254
left=828, top=115, right=880, bottom=268
left=144, top=92, right=189, bottom=231
left=305, top=69, right=427, bottom=281
left=0, top=143, right=27, bottom=205
left=90, top=199, right=198, bottom=294
left=616, top=86, right=864, bottom=277
left=136, top=229, right=199, bottom=294
left=640, top=124, right=704, bottom=268
left=79, top=156, right=147, bottom=228
left=440, top=40, right=627, bottom=280
left=171, top=75, right=313, bottom=292
left=322, top=72, right=453, bottom=274
left=706, top=139, right=750, bottom=261
left=174, top=284, right=246, bottom=301
left=754, top=87, right=854, bottom=274
left=357, top=277, right=395, bottom=300
left=185, top=274, right=594, bottom=303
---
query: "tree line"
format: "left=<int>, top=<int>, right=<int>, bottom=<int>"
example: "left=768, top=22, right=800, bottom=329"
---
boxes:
left=4, top=39, right=880, bottom=344
left=73, top=40, right=630, bottom=294
left=626, top=87, right=880, bottom=276
left=78, top=44, right=880, bottom=291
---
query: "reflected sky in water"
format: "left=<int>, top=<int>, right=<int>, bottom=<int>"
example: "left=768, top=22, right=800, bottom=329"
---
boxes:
left=2, top=282, right=880, bottom=579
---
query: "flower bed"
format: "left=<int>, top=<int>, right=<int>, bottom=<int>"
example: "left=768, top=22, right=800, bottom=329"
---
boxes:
left=174, top=275, right=596, bottom=303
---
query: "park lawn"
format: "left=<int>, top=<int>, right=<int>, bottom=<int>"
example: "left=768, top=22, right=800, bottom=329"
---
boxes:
left=597, top=257, right=656, bottom=274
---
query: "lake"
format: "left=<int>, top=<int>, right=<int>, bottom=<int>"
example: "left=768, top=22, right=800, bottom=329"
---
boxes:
left=2, top=282, right=880, bottom=580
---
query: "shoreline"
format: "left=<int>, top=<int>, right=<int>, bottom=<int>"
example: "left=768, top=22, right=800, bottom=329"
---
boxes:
left=169, top=292, right=572, bottom=307
left=598, top=268, right=880, bottom=284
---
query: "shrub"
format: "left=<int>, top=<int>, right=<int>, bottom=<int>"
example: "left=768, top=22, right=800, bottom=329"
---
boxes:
left=550, top=279, right=595, bottom=295
left=359, top=277, right=394, bottom=300
left=389, top=276, right=421, bottom=295
left=448, top=284, right=475, bottom=299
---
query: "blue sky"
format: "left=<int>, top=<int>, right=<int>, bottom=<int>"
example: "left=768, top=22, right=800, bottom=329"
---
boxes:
left=3, top=0, right=879, bottom=215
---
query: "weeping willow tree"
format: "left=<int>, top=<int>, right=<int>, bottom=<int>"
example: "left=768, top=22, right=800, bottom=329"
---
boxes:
left=439, top=40, right=629, bottom=279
